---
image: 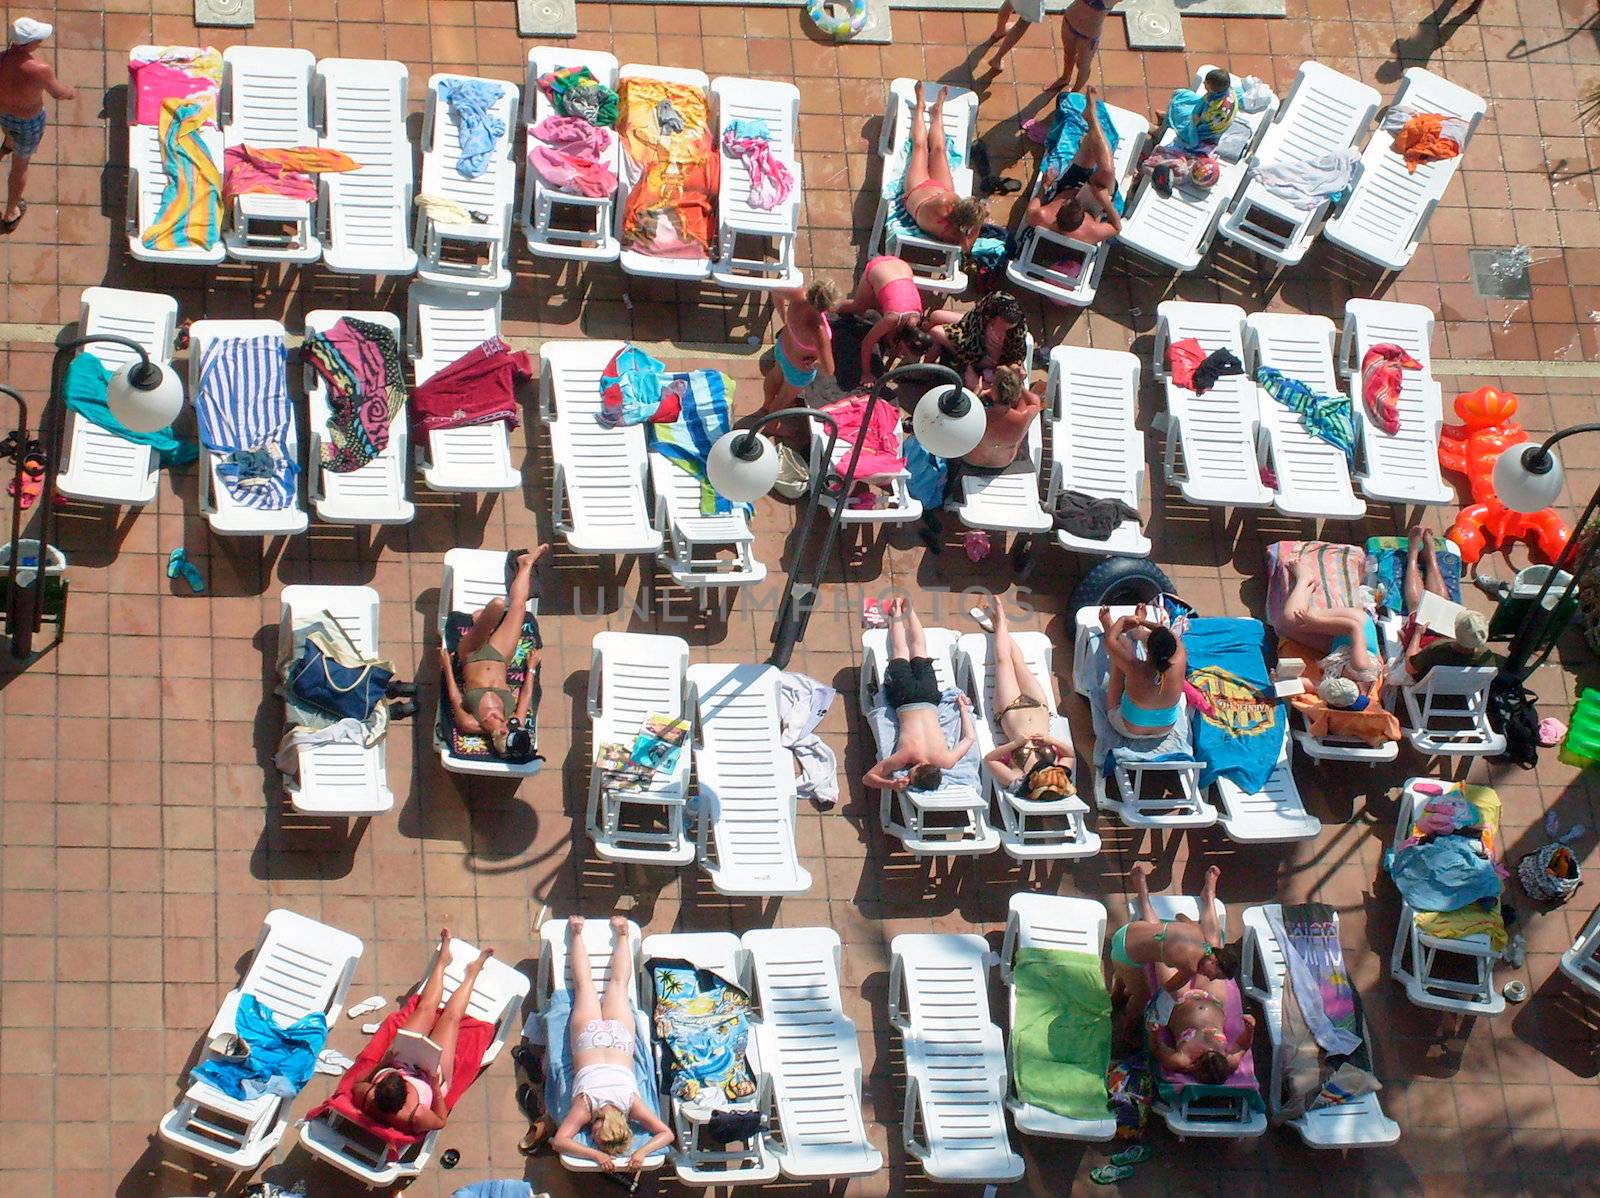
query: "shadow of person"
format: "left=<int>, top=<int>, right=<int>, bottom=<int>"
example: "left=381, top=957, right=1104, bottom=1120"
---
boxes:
left=1377, top=0, right=1484, bottom=84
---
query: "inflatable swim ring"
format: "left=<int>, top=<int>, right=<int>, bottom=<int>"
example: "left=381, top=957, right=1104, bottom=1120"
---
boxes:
left=805, top=0, right=869, bottom=41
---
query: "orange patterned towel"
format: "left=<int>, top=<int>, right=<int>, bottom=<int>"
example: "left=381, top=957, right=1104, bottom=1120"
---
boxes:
left=1391, top=112, right=1461, bottom=173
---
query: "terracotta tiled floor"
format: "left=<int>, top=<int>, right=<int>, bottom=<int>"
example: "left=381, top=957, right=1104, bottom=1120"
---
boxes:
left=2, top=1, right=1599, bottom=1196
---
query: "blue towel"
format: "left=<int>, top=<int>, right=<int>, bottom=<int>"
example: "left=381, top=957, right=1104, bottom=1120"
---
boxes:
left=647, top=369, right=749, bottom=516
left=440, top=78, right=507, bottom=179
left=903, top=434, right=947, bottom=509
left=190, top=994, right=328, bottom=1101
left=452, top=1184, right=535, bottom=1198
left=63, top=352, right=197, bottom=470
left=1183, top=617, right=1284, bottom=795
left=542, top=990, right=669, bottom=1162
left=1256, top=366, right=1357, bottom=463
left=867, top=686, right=983, bottom=797
left=727, top=117, right=769, bottom=140
left=1391, top=836, right=1503, bottom=914
left=1040, top=92, right=1124, bottom=214
left=1365, top=536, right=1462, bottom=613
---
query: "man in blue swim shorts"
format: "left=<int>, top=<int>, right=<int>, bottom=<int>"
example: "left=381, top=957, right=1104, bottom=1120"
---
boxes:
left=0, top=18, right=75, bottom=232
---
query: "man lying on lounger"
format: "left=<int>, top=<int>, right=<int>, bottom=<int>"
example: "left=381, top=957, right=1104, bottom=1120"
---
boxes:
left=1024, top=85, right=1121, bottom=246
left=865, top=596, right=975, bottom=795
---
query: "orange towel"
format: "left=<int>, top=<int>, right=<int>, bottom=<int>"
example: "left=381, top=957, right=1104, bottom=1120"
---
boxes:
left=1391, top=113, right=1460, bottom=174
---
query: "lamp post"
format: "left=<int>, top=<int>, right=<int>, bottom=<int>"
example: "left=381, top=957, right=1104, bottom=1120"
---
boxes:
left=707, top=362, right=984, bottom=670
left=5, top=335, right=183, bottom=658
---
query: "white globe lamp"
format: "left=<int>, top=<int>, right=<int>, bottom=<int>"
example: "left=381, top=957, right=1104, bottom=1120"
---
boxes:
left=912, top=384, right=986, bottom=459
left=106, top=359, right=184, bottom=433
left=1492, top=443, right=1564, bottom=514
left=707, top=429, right=779, bottom=502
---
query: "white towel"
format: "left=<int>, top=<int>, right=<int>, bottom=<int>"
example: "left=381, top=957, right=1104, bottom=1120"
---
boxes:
left=778, top=671, right=839, bottom=807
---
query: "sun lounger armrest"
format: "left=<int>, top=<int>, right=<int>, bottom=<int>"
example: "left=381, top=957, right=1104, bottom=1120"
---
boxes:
left=585, top=643, right=601, bottom=720
left=999, top=909, right=1020, bottom=984
left=125, top=166, right=139, bottom=233
left=1238, top=922, right=1270, bottom=1007
left=1044, top=457, right=1063, bottom=508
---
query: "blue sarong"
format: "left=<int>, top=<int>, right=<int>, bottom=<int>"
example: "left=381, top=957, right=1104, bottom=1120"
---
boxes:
left=1040, top=92, right=1124, bottom=214
left=439, top=78, right=507, bottom=179
left=191, top=994, right=327, bottom=1101
left=63, top=352, right=197, bottom=470
left=1184, top=617, right=1283, bottom=795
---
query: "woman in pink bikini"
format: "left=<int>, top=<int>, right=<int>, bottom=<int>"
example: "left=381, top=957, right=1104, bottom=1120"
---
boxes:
left=901, top=82, right=986, bottom=249
left=839, top=256, right=951, bottom=386
left=1054, top=0, right=1110, bottom=93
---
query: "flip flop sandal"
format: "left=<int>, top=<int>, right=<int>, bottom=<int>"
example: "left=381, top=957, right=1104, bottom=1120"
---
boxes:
left=387, top=699, right=418, bottom=721
left=166, top=546, right=205, bottom=593
left=1110, top=1144, right=1153, bottom=1167
left=993, top=177, right=1023, bottom=195
left=968, top=605, right=994, bottom=632
left=346, top=994, right=387, bottom=1019
left=0, top=200, right=27, bottom=232
left=361, top=1021, right=382, bottom=1035
left=515, top=1082, right=542, bottom=1122
left=315, top=1048, right=354, bottom=1075
left=1090, top=1164, right=1136, bottom=1185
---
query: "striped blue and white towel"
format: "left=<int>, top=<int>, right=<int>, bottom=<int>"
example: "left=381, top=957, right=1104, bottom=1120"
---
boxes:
left=195, top=333, right=299, bottom=510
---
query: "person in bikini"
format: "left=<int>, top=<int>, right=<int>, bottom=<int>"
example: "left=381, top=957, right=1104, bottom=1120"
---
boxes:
left=1145, top=966, right=1254, bottom=1086
left=1280, top=556, right=1383, bottom=689
left=901, top=82, right=987, bottom=252
left=350, top=929, right=495, bottom=1134
left=840, top=256, right=945, bottom=387
left=438, top=546, right=547, bottom=759
left=1099, top=604, right=1186, bottom=738
left=1111, top=862, right=1239, bottom=1046
left=551, top=917, right=674, bottom=1172
left=1053, top=0, right=1110, bottom=94
left=762, top=279, right=840, bottom=414
left=864, top=597, right=976, bottom=796
left=1025, top=86, right=1121, bottom=246
left=976, top=600, right=1076, bottom=802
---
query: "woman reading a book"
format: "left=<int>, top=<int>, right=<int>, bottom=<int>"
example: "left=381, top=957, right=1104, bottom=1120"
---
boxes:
left=350, top=929, right=495, bottom=1134
left=438, top=545, right=547, bottom=759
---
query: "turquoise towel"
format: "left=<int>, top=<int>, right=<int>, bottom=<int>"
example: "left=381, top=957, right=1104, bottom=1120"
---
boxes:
left=63, top=352, right=196, bottom=469
left=1040, top=93, right=1123, bottom=214
left=1257, top=366, right=1356, bottom=462
left=647, top=369, right=748, bottom=516
left=190, top=993, right=327, bottom=1100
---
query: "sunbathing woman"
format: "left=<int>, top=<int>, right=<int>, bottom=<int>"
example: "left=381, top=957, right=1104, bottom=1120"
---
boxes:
left=438, top=546, right=547, bottom=759
left=1280, top=556, right=1382, bottom=688
left=1110, top=862, right=1234, bottom=1044
left=1099, top=604, right=1185, bottom=738
left=977, top=600, right=1075, bottom=801
left=901, top=82, right=987, bottom=251
left=1145, top=970, right=1254, bottom=1087
left=350, top=930, right=494, bottom=1134
left=551, top=917, right=674, bottom=1172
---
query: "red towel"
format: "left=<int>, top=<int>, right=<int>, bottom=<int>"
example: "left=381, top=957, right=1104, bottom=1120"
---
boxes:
left=1166, top=337, right=1206, bottom=390
left=305, top=994, right=497, bottom=1161
left=410, top=336, right=532, bottom=435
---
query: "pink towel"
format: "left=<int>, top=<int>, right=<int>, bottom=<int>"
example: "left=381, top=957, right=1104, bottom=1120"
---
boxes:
left=527, top=115, right=617, bottom=199
left=129, top=58, right=217, bottom=126
left=721, top=129, right=793, bottom=212
left=822, top=393, right=905, bottom=483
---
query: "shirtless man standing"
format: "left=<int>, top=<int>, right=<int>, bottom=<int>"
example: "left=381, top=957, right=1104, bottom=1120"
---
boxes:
left=1025, top=87, right=1120, bottom=246
left=865, top=597, right=975, bottom=796
left=0, top=19, right=74, bottom=232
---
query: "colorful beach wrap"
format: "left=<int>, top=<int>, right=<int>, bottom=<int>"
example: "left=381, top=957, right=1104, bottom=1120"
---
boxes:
left=647, top=958, right=759, bottom=1106
left=142, top=97, right=222, bottom=253
left=618, top=77, right=718, bottom=257
left=1256, top=366, right=1357, bottom=463
left=1184, top=617, right=1283, bottom=795
left=304, top=317, right=408, bottom=473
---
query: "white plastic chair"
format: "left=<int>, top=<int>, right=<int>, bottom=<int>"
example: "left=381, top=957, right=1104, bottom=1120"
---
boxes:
left=616, top=64, right=715, bottom=281
left=1326, top=68, right=1486, bottom=272
left=1239, top=905, right=1400, bottom=1148
left=652, top=457, right=766, bottom=591
left=889, top=933, right=1024, bottom=1184
left=415, top=72, right=519, bottom=290
left=1046, top=345, right=1149, bottom=557
left=126, top=46, right=226, bottom=266
left=1560, top=901, right=1600, bottom=1001
left=317, top=58, right=417, bottom=276
left=1219, top=62, right=1380, bottom=267
left=711, top=76, right=802, bottom=291
left=188, top=319, right=309, bottom=537
left=160, top=910, right=362, bottom=1174
left=687, top=664, right=812, bottom=895
left=953, top=630, right=1099, bottom=861
left=303, top=309, right=414, bottom=525
left=278, top=585, right=394, bottom=816
left=57, top=287, right=179, bottom=507
left=407, top=283, right=521, bottom=493
left=520, top=47, right=622, bottom=262
left=867, top=78, right=978, bottom=293
left=742, top=928, right=883, bottom=1180
left=585, top=631, right=695, bottom=865
left=220, top=46, right=321, bottom=264
left=1246, top=312, right=1366, bottom=520
left=998, top=894, right=1116, bottom=1141
left=1398, top=665, right=1505, bottom=757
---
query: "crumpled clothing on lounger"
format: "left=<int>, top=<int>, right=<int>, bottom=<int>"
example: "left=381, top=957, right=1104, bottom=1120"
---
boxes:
left=1256, top=366, right=1357, bottom=462
left=618, top=76, right=719, bottom=257
left=1256, top=148, right=1359, bottom=211
left=1382, top=106, right=1468, bottom=173
left=720, top=122, right=793, bottom=212
left=439, top=77, right=507, bottom=178
left=1360, top=343, right=1422, bottom=436
left=538, top=65, right=618, bottom=128
left=128, top=46, right=222, bottom=126
left=63, top=352, right=196, bottom=469
left=303, top=316, right=408, bottom=472
left=528, top=115, right=617, bottom=198
left=410, top=337, right=531, bottom=435
left=223, top=144, right=358, bottom=203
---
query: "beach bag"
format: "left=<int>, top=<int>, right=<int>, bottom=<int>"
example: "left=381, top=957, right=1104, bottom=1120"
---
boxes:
left=1517, top=815, right=1584, bottom=904
left=1488, top=673, right=1540, bottom=770
left=287, top=634, right=392, bottom=721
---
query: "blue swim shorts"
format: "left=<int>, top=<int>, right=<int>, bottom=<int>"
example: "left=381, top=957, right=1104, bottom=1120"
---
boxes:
left=0, top=111, right=46, bottom=159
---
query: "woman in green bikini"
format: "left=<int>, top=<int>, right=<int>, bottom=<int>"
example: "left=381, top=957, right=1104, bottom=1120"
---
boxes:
left=438, top=546, right=546, bottom=758
left=1109, top=861, right=1233, bottom=1044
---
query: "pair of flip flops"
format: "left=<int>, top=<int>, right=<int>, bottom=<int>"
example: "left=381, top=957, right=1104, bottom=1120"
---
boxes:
left=1090, top=1143, right=1154, bottom=1185
left=970, top=142, right=1023, bottom=197
left=167, top=547, right=205, bottom=593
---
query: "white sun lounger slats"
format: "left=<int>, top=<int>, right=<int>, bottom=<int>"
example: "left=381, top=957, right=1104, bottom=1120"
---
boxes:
left=616, top=64, right=715, bottom=281
left=687, top=664, right=811, bottom=895
left=1219, top=61, right=1380, bottom=267
left=535, top=916, right=641, bottom=1012
left=58, top=287, right=179, bottom=507
left=521, top=47, right=622, bottom=262
left=652, top=458, right=766, bottom=589
left=160, top=910, right=362, bottom=1173
left=1326, top=68, right=1486, bottom=271
left=1338, top=299, right=1451, bottom=506
left=1560, top=901, right=1600, bottom=1001
left=1246, top=312, right=1366, bottom=520
left=952, top=417, right=1049, bottom=535
left=416, top=72, right=519, bottom=290
left=221, top=46, right=321, bottom=263
left=1046, top=345, right=1149, bottom=557
left=317, top=58, right=417, bottom=275
left=408, top=283, right=520, bottom=493
left=710, top=76, right=802, bottom=291
left=1214, top=731, right=1320, bottom=843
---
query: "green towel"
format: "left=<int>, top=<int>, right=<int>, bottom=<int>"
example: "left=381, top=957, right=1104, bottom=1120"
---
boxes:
left=1010, top=946, right=1112, bottom=1121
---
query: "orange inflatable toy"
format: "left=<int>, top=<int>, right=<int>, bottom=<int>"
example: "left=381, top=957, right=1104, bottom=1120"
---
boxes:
left=1437, top=385, right=1570, bottom=566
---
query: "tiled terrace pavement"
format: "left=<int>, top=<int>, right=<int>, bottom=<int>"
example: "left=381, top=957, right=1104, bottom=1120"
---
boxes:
left=1, top=0, right=1599, bottom=1195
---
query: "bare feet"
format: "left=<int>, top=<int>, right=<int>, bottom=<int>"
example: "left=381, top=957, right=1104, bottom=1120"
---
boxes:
left=567, top=915, right=585, bottom=938
left=1084, top=83, right=1100, bottom=103
left=609, top=915, right=629, bottom=937
left=517, top=544, right=551, bottom=573
left=1047, top=75, right=1071, bottom=94
left=914, top=80, right=926, bottom=113
left=1130, top=860, right=1155, bottom=882
left=470, top=946, right=495, bottom=970
left=1203, top=864, right=1221, bottom=892
left=1099, top=604, right=1113, bottom=633
left=439, top=928, right=452, bottom=950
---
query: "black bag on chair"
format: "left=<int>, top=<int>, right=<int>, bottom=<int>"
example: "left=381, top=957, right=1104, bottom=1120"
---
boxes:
left=1488, top=673, right=1540, bottom=770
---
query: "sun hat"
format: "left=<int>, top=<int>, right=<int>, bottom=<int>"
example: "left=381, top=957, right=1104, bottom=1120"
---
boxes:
left=1454, top=609, right=1490, bottom=650
left=1318, top=674, right=1361, bottom=709
left=9, top=17, right=52, bottom=45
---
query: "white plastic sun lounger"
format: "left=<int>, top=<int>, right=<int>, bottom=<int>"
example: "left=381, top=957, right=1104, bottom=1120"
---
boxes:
left=710, top=76, right=803, bottom=291
left=301, top=933, right=529, bottom=1186
left=954, top=630, right=1099, bottom=861
left=1046, top=345, right=1149, bottom=557
left=860, top=626, right=999, bottom=856
left=1338, top=299, right=1451, bottom=506
left=317, top=59, right=417, bottom=276
left=1213, top=731, right=1320, bottom=844
left=188, top=319, right=309, bottom=537
left=687, top=663, right=812, bottom=895
left=57, top=287, right=180, bottom=507
left=1240, top=904, right=1400, bottom=1148
left=1005, top=102, right=1148, bottom=307
left=435, top=547, right=542, bottom=778
left=520, top=47, right=621, bottom=262
left=1326, top=68, right=1486, bottom=272
left=1560, top=901, right=1600, bottom=1001
left=278, top=584, right=394, bottom=816
left=1398, top=665, right=1504, bottom=757
left=951, top=418, right=1049, bottom=536
left=998, top=894, right=1116, bottom=1140
left=1152, top=300, right=1272, bottom=510
left=743, top=928, right=883, bottom=1180
left=641, top=931, right=779, bottom=1186
left=1246, top=312, right=1366, bottom=521
left=1388, top=779, right=1505, bottom=1016
left=303, top=309, right=414, bottom=525
left=416, top=72, right=519, bottom=290
left=160, top=909, right=362, bottom=1174
left=868, top=78, right=979, bottom=293
left=1219, top=62, right=1380, bottom=267
left=617, top=64, right=715, bottom=281
left=809, top=411, right=922, bottom=526
left=652, top=457, right=767, bottom=590
left=586, top=631, right=695, bottom=865
left=408, top=283, right=521, bottom=493
left=127, top=45, right=225, bottom=266
left=1117, top=67, right=1277, bottom=273
left=890, top=933, right=1024, bottom=1184
left=220, top=46, right=321, bottom=264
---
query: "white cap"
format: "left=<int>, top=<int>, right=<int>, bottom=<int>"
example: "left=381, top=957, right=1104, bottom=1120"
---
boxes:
left=10, top=17, right=52, bottom=45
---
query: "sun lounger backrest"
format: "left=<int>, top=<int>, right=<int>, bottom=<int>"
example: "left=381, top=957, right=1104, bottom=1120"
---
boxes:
left=241, top=909, right=363, bottom=1023
left=223, top=47, right=315, bottom=147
